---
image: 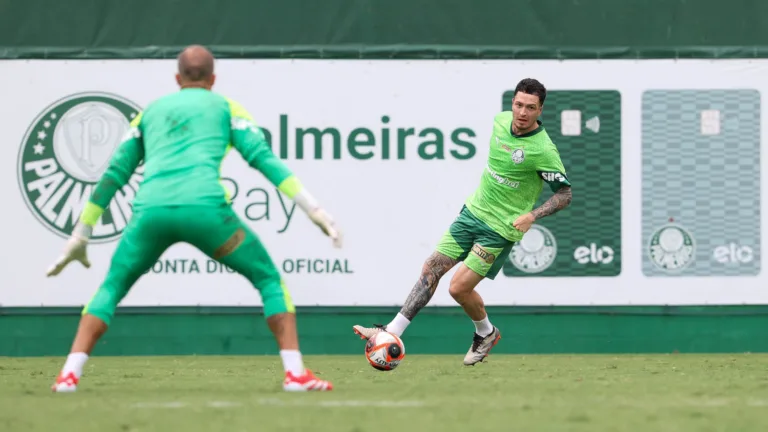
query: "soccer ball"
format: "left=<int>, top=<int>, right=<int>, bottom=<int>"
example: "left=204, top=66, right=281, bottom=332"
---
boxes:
left=365, top=331, right=405, bottom=371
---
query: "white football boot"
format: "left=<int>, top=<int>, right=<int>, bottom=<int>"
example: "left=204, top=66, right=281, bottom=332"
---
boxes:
left=463, top=326, right=501, bottom=366
left=352, top=323, right=386, bottom=340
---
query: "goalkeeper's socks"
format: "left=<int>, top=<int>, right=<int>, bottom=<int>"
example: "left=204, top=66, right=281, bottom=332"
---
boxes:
left=473, top=316, right=494, bottom=337
left=280, top=350, right=305, bottom=376
left=386, top=313, right=411, bottom=337
left=62, top=352, right=89, bottom=378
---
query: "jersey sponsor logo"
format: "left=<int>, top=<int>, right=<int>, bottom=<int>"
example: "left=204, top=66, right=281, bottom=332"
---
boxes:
left=508, top=224, right=557, bottom=273
left=17, top=92, right=143, bottom=243
left=648, top=223, right=695, bottom=272
left=485, top=165, right=520, bottom=188
left=495, top=135, right=511, bottom=152
left=471, top=244, right=496, bottom=264
left=121, top=125, right=141, bottom=141
left=511, top=148, right=525, bottom=164
left=540, top=171, right=567, bottom=183
left=231, top=117, right=260, bottom=134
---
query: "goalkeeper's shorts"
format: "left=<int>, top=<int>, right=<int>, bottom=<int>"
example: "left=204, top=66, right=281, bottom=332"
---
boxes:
left=82, top=204, right=293, bottom=325
left=435, top=205, right=515, bottom=280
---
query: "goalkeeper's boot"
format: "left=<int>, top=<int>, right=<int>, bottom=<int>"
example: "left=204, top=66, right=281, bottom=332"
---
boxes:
left=352, top=324, right=386, bottom=340
left=51, top=372, right=78, bottom=393
left=463, top=326, right=501, bottom=366
left=283, top=369, right=333, bottom=392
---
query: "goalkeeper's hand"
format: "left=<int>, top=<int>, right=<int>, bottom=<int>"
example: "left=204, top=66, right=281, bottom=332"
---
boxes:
left=46, top=223, right=92, bottom=277
left=294, top=189, right=343, bottom=248
left=308, top=207, right=343, bottom=248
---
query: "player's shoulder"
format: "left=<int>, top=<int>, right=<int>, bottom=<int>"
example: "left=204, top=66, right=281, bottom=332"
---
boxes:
left=533, top=126, right=555, bottom=144
left=493, top=111, right=514, bottom=125
left=530, top=129, right=564, bottom=159
left=139, top=91, right=192, bottom=117
left=219, top=94, right=254, bottom=121
left=146, top=90, right=187, bottom=106
left=130, top=95, right=171, bottom=127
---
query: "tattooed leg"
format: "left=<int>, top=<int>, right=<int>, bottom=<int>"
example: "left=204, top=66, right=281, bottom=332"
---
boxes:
left=352, top=251, right=459, bottom=339
left=399, top=251, right=459, bottom=320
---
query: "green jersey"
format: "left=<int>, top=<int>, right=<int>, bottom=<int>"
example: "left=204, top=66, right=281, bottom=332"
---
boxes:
left=464, top=111, right=570, bottom=242
left=80, top=88, right=303, bottom=226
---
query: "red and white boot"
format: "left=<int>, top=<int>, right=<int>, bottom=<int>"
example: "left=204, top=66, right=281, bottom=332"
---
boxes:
left=283, top=369, right=333, bottom=392
left=51, top=372, right=79, bottom=393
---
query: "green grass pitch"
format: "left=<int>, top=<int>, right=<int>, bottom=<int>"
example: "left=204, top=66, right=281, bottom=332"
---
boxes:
left=1, top=354, right=767, bottom=431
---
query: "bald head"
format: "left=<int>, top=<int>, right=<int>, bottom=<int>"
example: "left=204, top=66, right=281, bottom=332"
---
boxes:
left=176, top=45, right=215, bottom=88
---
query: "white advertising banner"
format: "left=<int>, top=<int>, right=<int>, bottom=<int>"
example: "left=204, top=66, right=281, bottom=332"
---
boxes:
left=0, top=59, right=765, bottom=306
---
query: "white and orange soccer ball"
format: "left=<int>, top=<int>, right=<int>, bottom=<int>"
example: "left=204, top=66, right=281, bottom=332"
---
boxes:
left=365, top=331, right=406, bottom=371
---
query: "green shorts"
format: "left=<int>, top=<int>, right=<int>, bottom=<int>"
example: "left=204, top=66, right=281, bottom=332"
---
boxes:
left=83, top=204, right=294, bottom=325
left=435, top=206, right=514, bottom=280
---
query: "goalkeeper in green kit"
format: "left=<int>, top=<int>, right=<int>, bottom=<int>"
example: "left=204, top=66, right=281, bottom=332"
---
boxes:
left=47, top=45, right=340, bottom=392
left=353, top=78, right=572, bottom=365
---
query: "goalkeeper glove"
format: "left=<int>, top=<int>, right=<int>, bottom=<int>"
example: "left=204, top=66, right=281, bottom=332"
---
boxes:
left=46, top=222, right=92, bottom=276
left=294, top=189, right=343, bottom=248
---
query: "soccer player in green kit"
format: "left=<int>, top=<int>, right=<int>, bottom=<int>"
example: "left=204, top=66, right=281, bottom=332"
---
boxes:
left=354, top=78, right=572, bottom=365
left=47, top=45, right=340, bottom=392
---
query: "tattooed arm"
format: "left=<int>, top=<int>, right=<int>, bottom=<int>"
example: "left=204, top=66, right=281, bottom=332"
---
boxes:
left=399, top=252, right=458, bottom=320
left=531, top=185, right=572, bottom=220
left=513, top=186, right=572, bottom=233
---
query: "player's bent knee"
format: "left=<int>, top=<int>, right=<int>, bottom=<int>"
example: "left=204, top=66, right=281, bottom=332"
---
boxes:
left=261, top=279, right=296, bottom=318
left=82, top=311, right=111, bottom=328
left=449, top=263, right=485, bottom=301
left=82, top=284, right=123, bottom=326
left=448, top=282, right=471, bottom=301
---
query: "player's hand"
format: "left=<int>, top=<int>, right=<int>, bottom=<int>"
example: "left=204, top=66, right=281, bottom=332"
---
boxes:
left=308, top=208, right=343, bottom=248
left=46, top=224, right=92, bottom=277
left=512, top=213, right=536, bottom=233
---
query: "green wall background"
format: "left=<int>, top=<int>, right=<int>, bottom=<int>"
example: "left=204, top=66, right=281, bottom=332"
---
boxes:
left=3, top=306, right=767, bottom=357
left=2, top=0, right=768, bottom=59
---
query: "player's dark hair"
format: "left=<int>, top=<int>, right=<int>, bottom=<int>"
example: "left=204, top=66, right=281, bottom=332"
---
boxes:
left=514, top=78, right=547, bottom=106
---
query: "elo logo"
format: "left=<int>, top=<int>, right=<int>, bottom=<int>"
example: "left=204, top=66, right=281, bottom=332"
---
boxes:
left=573, top=243, right=614, bottom=265
left=713, top=243, right=754, bottom=264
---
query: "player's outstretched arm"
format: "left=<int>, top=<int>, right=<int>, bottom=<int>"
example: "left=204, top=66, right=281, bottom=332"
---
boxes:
left=228, top=103, right=342, bottom=248
left=46, top=115, right=145, bottom=276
